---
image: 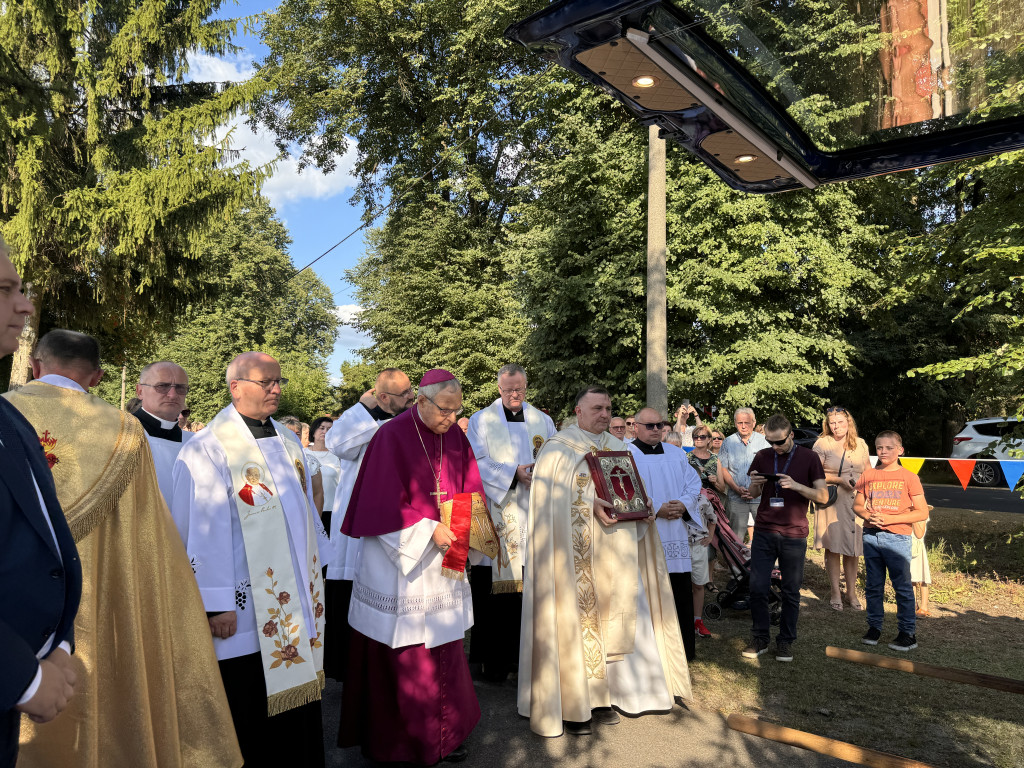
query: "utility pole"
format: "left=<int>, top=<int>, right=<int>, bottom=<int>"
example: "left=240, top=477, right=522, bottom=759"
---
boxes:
left=646, top=125, right=668, bottom=416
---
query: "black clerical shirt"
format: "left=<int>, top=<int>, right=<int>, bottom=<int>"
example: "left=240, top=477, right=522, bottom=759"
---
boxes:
left=362, top=403, right=396, bottom=421
left=239, top=412, right=277, bottom=440
left=632, top=438, right=664, bottom=455
left=134, top=408, right=183, bottom=443
left=503, top=405, right=525, bottom=423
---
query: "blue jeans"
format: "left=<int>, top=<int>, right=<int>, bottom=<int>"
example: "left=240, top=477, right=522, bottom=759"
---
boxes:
left=750, top=530, right=806, bottom=645
left=863, top=530, right=915, bottom=635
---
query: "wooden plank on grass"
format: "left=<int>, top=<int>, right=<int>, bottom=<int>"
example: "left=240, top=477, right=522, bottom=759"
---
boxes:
left=726, top=714, right=934, bottom=768
left=826, top=646, right=1024, bottom=695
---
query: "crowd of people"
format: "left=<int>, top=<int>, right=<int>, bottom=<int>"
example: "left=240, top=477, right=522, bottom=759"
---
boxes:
left=0, top=239, right=933, bottom=768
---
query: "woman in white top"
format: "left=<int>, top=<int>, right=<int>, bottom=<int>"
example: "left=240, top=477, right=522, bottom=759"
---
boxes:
left=305, top=416, right=342, bottom=524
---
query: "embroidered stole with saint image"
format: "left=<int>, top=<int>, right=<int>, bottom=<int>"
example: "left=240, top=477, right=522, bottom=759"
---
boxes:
left=477, top=399, right=549, bottom=593
left=208, top=411, right=325, bottom=716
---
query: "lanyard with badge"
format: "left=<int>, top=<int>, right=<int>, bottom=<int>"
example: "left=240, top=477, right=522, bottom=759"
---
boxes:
left=770, top=449, right=796, bottom=508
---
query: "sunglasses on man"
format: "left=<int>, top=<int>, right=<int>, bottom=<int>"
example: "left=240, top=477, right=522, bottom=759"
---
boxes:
left=636, top=421, right=668, bottom=430
left=766, top=432, right=792, bottom=446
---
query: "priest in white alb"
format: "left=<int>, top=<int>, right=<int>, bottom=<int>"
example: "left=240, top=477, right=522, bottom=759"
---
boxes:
left=321, top=368, right=415, bottom=680
left=466, top=363, right=554, bottom=681
left=519, top=386, right=691, bottom=737
left=170, top=352, right=326, bottom=768
left=132, top=360, right=192, bottom=506
left=338, top=369, right=485, bottom=765
left=629, top=406, right=703, bottom=662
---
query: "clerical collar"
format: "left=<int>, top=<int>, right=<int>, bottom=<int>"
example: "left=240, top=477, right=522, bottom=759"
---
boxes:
left=238, top=412, right=277, bottom=440
left=134, top=408, right=183, bottom=443
left=503, top=405, right=525, bottom=423
left=367, top=404, right=396, bottom=421
left=632, top=438, right=664, bottom=455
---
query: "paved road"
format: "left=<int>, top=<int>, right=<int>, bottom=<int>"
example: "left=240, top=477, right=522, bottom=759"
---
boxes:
left=321, top=676, right=844, bottom=768
left=923, top=483, right=1024, bottom=515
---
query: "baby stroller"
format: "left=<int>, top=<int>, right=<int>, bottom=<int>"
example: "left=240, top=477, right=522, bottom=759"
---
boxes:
left=701, top=491, right=783, bottom=625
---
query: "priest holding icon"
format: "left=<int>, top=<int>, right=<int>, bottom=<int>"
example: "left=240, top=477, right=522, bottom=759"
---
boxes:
left=338, top=369, right=492, bottom=765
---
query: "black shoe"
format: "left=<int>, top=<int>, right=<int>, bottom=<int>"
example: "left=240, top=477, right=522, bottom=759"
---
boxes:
left=592, top=707, right=620, bottom=725
left=862, top=627, right=881, bottom=646
left=564, top=720, right=592, bottom=736
left=741, top=637, right=769, bottom=658
left=443, top=743, right=469, bottom=763
left=775, top=641, right=793, bottom=662
left=888, top=632, right=918, bottom=651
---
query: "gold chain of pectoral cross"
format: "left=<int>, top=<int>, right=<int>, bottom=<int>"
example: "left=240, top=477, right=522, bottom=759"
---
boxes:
left=414, top=417, right=446, bottom=508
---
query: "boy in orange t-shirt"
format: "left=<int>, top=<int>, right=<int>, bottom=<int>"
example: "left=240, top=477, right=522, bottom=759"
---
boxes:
left=854, top=431, right=929, bottom=651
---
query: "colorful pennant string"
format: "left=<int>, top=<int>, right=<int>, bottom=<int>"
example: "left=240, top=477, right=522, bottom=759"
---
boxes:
left=948, top=459, right=977, bottom=490
left=899, top=457, right=926, bottom=475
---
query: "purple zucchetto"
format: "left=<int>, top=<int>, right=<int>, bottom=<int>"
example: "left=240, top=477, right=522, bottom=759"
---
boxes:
left=418, top=369, right=457, bottom=388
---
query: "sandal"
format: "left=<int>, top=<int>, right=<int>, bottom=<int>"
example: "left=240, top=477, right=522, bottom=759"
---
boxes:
left=706, top=582, right=720, bottom=594
left=848, top=597, right=864, bottom=611
left=829, top=599, right=844, bottom=611
left=916, top=608, right=931, bottom=617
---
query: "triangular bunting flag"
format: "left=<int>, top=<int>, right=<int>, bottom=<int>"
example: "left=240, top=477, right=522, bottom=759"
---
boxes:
left=682, top=446, right=694, bottom=453
left=869, top=456, right=878, bottom=468
left=999, top=461, right=1024, bottom=491
left=949, top=459, right=976, bottom=490
left=900, top=458, right=925, bottom=475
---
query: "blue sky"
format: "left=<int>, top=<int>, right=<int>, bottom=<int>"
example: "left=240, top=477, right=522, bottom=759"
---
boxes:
left=191, top=0, right=372, bottom=380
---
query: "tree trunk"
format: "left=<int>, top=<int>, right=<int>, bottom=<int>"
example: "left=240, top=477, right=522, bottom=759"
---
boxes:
left=8, top=283, right=40, bottom=390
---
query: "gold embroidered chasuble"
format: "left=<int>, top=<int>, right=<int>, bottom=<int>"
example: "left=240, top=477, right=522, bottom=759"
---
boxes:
left=517, top=425, right=691, bottom=737
left=5, top=382, right=242, bottom=768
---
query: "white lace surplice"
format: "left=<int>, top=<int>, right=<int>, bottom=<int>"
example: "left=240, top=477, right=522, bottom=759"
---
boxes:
left=348, top=518, right=474, bottom=650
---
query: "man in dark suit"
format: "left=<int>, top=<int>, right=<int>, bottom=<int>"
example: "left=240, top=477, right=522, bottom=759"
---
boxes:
left=0, top=237, right=81, bottom=768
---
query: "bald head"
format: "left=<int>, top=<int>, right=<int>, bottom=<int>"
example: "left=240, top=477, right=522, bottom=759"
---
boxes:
left=633, top=407, right=665, bottom=446
left=374, top=367, right=414, bottom=415
left=227, top=352, right=282, bottom=421
left=136, top=361, right=188, bottom=422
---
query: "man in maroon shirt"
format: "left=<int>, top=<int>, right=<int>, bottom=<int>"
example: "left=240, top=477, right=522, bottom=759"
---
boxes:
left=739, top=413, right=827, bottom=663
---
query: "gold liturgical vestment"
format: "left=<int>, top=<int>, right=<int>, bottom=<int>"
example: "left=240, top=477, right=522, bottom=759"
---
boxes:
left=517, top=425, right=691, bottom=737
left=4, top=381, right=242, bottom=768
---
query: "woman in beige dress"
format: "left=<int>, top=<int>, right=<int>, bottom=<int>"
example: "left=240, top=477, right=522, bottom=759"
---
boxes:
left=813, top=406, right=871, bottom=610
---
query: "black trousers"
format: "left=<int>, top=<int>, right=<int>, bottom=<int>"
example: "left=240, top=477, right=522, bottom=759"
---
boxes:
left=668, top=571, right=696, bottom=662
left=218, top=652, right=325, bottom=768
left=468, top=565, right=522, bottom=680
left=1, top=710, right=19, bottom=768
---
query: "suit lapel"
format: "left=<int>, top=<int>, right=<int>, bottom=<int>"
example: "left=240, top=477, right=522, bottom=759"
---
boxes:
left=0, top=399, right=61, bottom=557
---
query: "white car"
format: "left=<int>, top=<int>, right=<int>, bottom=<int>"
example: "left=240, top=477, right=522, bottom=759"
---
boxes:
left=950, top=418, right=1023, bottom=487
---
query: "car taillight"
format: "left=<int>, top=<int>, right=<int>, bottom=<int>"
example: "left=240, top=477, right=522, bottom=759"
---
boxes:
left=952, top=437, right=972, bottom=444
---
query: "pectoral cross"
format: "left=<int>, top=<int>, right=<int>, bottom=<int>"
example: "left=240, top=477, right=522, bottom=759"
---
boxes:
left=430, top=480, right=449, bottom=508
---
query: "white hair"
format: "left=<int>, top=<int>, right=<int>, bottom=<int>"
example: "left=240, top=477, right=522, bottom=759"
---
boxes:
left=420, top=378, right=462, bottom=400
left=734, top=407, right=756, bottom=422
left=497, top=364, right=527, bottom=383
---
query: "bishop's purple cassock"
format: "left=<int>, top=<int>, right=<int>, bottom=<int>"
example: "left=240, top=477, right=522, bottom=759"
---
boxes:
left=339, top=369, right=483, bottom=764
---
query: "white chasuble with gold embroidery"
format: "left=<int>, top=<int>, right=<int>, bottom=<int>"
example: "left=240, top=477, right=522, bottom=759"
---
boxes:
left=517, top=425, right=692, bottom=737
left=170, top=405, right=325, bottom=715
left=466, top=399, right=555, bottom=591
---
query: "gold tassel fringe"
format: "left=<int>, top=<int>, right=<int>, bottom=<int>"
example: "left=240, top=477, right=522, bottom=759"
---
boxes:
left=266, top=678, right=323, bottom=717
left=441, top=567, right=466, bottom=581
left=491, top=579, right=523, bottom=595
left=68, top=422, right=143, bottom=543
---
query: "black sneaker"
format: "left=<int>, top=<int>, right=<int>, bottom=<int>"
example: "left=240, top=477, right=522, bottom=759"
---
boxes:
left=741, top=637, right=770, bottom=658
left=888, top=632, right=918, bottom=651
left=775, top=641, right=793, bottom=662
left=862, top=627, right=881, bottom=646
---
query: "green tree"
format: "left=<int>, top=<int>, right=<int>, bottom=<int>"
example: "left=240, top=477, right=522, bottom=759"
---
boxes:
left=96, top=199, right=339, bottom=423
left=256, top=0, right=563, bottom=409
left=0, top=0, right=269, bottom=371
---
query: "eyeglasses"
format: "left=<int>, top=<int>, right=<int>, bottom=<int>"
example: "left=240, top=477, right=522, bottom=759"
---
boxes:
left=422, top=392, right=464, bottom=417
left=826, top=406, right=847, bottom=414
left=637, top=421, right=668, bottom=430
left=766, top=432, right=792, bottom=446
left=712, top=435, right=724, bottom=441
left=139, top=382, right=189, bottom=395
left=625, top=420, right=635, bottom=426
left=610, top=425, right=626, bottom=431
left=498, top=386, right=527, bottom=395
left=693, top=434, right=711, bottom=440
left=379, top=388, right=414, bottom=398
left=236, top=377, right=288, bottom=391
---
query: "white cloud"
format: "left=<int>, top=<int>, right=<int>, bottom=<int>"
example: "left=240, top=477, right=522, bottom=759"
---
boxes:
left=187, top=51, right=358, bottom=209
left=334, top=305, right=372, bottom=358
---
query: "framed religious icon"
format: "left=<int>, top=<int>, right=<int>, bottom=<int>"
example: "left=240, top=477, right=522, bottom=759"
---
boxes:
left=584, top=450, right=650, bottom=521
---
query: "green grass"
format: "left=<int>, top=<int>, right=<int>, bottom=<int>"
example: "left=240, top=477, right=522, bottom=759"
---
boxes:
left=690, top=507, right=1024, bottom=768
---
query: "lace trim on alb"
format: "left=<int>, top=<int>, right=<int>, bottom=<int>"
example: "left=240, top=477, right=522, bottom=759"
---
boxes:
left=352, top=581, right=468, bottom=615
